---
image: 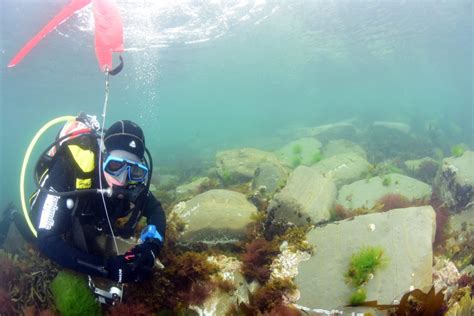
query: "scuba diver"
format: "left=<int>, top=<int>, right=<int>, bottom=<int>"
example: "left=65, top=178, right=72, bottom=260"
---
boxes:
left=0, top=113, right=166, bottom=285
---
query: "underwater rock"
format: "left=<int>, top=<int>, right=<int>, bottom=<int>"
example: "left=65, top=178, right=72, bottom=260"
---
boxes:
left=270, top=246, right=311, bottom=280
left=448, top=206, right=474, bottom=233
left=337, top=173, right=432, bottom=211
left=434, top=151, right=474, bottom=212
left=216, top=148, right=280, bottom=185
left=153, top=173, right=179, bottom=190
left=171, top=189, right=258, bottom=245
left=275, top=137, right=323, bottom=168
left=295, top=206, right=436, bottom=310
left=251, top=161, right=289, bottom=198
left=433, top=257, right=461, bottom=298
left=372, top=121, right=411, bottom=134
left=296, top=122, right=361, bottom=143
left=175, top=177, right=211, bottom=201
left=267, top=166, right=336, bottom=226
left=312, top=153, right=372, bottom=187
left=1, top=223, right=27, bottom=254
left=404, top=157, right=438, bottom=172
left=404, top=157, right=439, bottom=185
left=444, top=291, right=474, bottom=316
left=322, top=139, right=367, bottom=160
left=444, top=206, right=474, bottom=270
left=190, top=255, right=251, bottom=315
left=365, top=121, right=431, bottom=162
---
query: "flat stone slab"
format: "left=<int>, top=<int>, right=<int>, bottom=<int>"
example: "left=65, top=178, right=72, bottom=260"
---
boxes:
left=276, top=137, right=322, bottom=167
left=297, top=122, right=360, bottom=143
left=175, top=177, right=211, bottom=201
left=295, top=206, right=436, bottom=310
left=404, top=157, right=439, bottom=184
left=251, top=161, right=288, bottom=197
left=337, top=173, right=432, bottom=211
left=312, top=153, right=371, bottom=187
left=404, top=157, right=438, bottom=172
left=216, top=148, right=280, bottom=184
left=171, top=189, right=258, bottom=244
left=372, top=121, right=411, bottom=134
left=267, top=166, right=336, bottom=225
left=323, top=139, right=367, bottom=160
left=434, top=151, right=474, bottom=212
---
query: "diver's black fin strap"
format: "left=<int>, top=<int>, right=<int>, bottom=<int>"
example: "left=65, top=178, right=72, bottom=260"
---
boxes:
left=109, top=56, right=124, bottom=76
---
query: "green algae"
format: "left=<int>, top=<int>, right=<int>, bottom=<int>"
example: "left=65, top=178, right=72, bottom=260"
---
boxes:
left=50, top=271, right=101, bottom=316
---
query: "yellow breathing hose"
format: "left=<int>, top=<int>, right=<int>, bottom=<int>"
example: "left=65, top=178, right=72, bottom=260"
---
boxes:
left=20, top=116, right=75, bottom=238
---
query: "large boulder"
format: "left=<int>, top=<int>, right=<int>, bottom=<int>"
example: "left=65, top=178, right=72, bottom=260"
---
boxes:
left=251, top=161, right=288, bottom=197
left=337, top=173, right=432, bottom=211
left=152, top=173, right=179, bottom=190
left=267, top=166, right=336, bottom=226
left=323, top=139, right=367, bottom=160
left=216, top=148, right=280, bottom=185
left=434, top=151, right=474, bottom=212
left=365, top=121, right=432, bottom=162
left=296, top=122, right=360, bottom=143
left=190, top=256, right=251, bottom=315
left=404, top=157, right=439, bottom=185
left=171, top=189, right=258, bottom=245
left=444, top=206, right=474, bottom=269
left=295, top=206, right=436, bottom=310
left=175, top=177, right=211, bottom=201
left=372, top=121, right=411, bottom=134
left=275, top=137, right=322, bottom=168
left=312, top=153, right=372, bottom=187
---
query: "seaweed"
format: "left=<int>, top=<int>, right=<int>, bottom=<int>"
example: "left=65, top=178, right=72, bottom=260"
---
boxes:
left=262, top=304, right=301, bottom=316
left=345, top=247, right=387, bottom=288
left=331, top=204, right=350, bottom=221
left=450, top=144, right=466, bottom=158
left=445, top=290, right=473, bottom=316
left=416, top=159, right=439, bottom=185
left=50, top=271, right=101, bottom=316
left=5, top=247, right=58, bottom=313
left=344, top=247, right=387, bottom=306
left=291, top=144, right=302, bottom=155
left=430, top=193, right=451, bottom=253
left=388, top=286, right=446, bottom=315
left=375, top=194, right=410, bottom=212
left=241, top=238, right=279, bottom=283
left=349, top=286, right=446, bottom=315
left=125, top=251, right=220, bottom=311
left=382, top=176, right=391, bottom=186
left=274, top=226, right=314, bottom=254
left=214, top=277, right=237, bottom=293
left=0, top=251, right=17, bottom=289
left=0, top=288, right=15, bottom=315
left=310, top=151, right=322, bottom=165
left=106, top=302, right=152, bottom=316
left=235, top=278, right=298, bottom=314
left=23, top=306, right=58, bottom=316
left=373, top=194, right=428, bottom=212
left=291, top=156, right=302, bottom=168
left=349, top=287, right=367, bottom=306
left=457, top=274, right=474, bottom=291
left=221, top=170, right=234, bottom=186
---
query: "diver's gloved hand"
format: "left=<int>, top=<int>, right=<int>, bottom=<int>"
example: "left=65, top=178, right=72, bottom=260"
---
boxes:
left=127, top=241, right=160, bottom=269
left=106, top=255, right=138, bottom=283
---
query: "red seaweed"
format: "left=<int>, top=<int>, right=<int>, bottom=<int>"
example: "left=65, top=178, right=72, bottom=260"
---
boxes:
left=241, top=238, right=279, bottom=283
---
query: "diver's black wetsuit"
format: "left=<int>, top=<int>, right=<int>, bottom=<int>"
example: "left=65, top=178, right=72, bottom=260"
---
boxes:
left=31, top=154, right=166, bottom=278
